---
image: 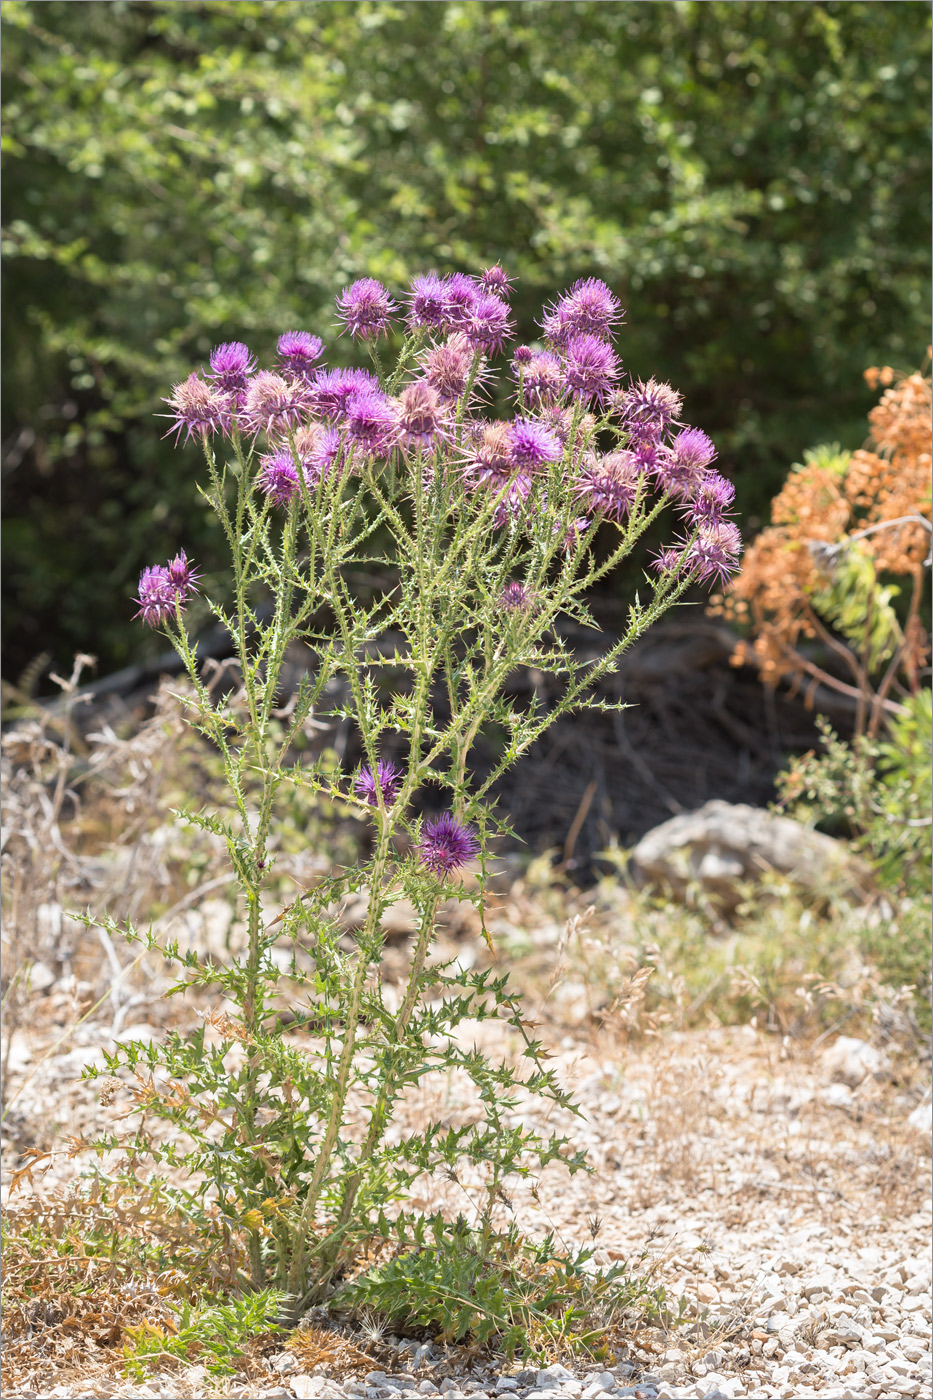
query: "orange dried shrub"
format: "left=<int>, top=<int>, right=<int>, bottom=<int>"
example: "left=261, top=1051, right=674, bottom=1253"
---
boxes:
left=714, top=357, right=931, bottom=733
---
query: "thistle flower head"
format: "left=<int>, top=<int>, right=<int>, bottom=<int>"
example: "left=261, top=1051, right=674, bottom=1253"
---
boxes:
left=615, top=377, right=683, bottom=438
left=559, top=515, right=593, bottom=554
left=165, top=548, right=202, bottom=599
left=460, top=291, right=512, bottom=355
left=336, top=278, right=397, bottom=340
left=244, top=371, right=310, bottom=434
left=164, top=373, right=231, bottom=442
left=417, top=812, right=480, bottom=877
left=655, top=427, right=717, bottom=499
left=311, top=367, right=379, bottom=420
left=133, top=565, right=174, bottom=628
left=345, top=389, right=399, bottom=456
left=513, top=350, right=562, bottom=409
left=421, top=333, right=478, bottom=402
left=575, top=450, right=641, bottom=522
left=306, top=425, right=352, bottom=482
left=651, top=544, right=686, bottom=577
left=479, top=264, right=514, bottom=298
left=407, top=272, right=450, bottom=331
left=462, top=421, right=514, bottom=489
left=396, top=380, right=447, bottom=452
left=542, top=278, right=623, bottom=345
left=500, top=581, right=535, bottom=612
left=683, top=519, right=742, bottom=587
left=441, top=272, right=479, bottom=327
left=354, top=758, right=403, bottom=807
left=257, top=451, right=300, bottom=506
left=508, top=417, right=562, bottom=472
left=207, top=342, right=256, bottom=397
left=680, top=470, right=736, bottom=525
left=561, top=334, right=620, bottom=405
left=276, top=330, right=324, bottom=381
left=513, top=345, right=535, bottom=366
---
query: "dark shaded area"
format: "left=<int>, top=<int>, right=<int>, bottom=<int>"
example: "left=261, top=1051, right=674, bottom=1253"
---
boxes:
left=2, top=1, right=930, bottom=685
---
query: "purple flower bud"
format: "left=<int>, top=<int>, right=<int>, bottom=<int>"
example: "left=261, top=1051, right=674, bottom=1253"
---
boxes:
left=165, top=548, right=202, bottom=599
left=310, top=367, right=379, bottom=421
left=651, top=545, right=686, bottom=577
left=243, top=371, right=311, bottom=435
left=513, top=345, right=535, bottom=366
left=560, top=334, right=621, bottom=405
left=460, top=291, right=512, bottom=354
left=276, top=330, right=324, bottom=381
left=500, top=581, right=536, bottom=612
left=575, top=450, right=642, bottom=522
left=207, top=342, right=256, bottom=397
left=615, top=377, right=683, bottom=438
left=354, top=759, right=403, bottom=807
left=559, top=515, right=593, bottom=554
left=508, top=417, right=562, bottom=472
left=306, top=425, right=352, bottom=482
left=396, top=380, right=447, bottom=452
left=257, top=451, right=300, bottom=506
left=479, top=264, right=514, bottom=298
left=407, top=272, right=450, bottom=331
left=335, top=278, right=396, bottom=340
left=164, top=373, right=231, bottom=442
left=133, top=565, right=174, bottom=628
left=345, top=389, right=399, bottom=457
left=421, top=333, right=478, bottom=402
left=417, top=812, right=480, bottom=877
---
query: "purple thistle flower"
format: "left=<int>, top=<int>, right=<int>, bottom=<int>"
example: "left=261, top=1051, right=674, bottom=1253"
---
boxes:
left=133, top=565, right=174, bottom=628
left=276, top=330, right=324, bottom=381
left=558, top=515, right=593, bottom=554
left=615, top=377, right=683, bottom=439
left=460, top=291, right=512, bottom=355
left=407, top=272, right=450, bottom=331
left=421, top=333, right=478, bottom=402
left=479, top=264, right=514, bottom=298
left=683, top=520, right=743, bottom=587
left=561, top=333, right=620, bottom=405
left=306, top=425, right=352, bottom=483
left=335, top=278, right=396, bottom=340
left=345, top=389, right=399, bottom=456
left=574, top=450, right=641, bottom=523
left=257, top=451, right=300, bottom=506
left=680, top=470, right=736, bottom=525
left=542, top=278, right=623, bottom=345
left=311, top=367, right=379, bottom=420
left=164, top=373, right=231, bottom=443
left=508, top=417, right=562, bottom=472
left=396, top=380, right=448, bottom=452
left=655, top=427, right=717, bottom=500
left=165, top=548, right=202, bottom=600
left=417, top=812, right=480, bottom=877
left=461, top=421, right=514, bottom=489
left=441, top=272, right=479, bottom=328
left=513, top=350, right=562, bottom=409
left=512, top=345, right=534, bottom=366
left=243, top=371, right=310, bottom=435
left=651, top=544, right=687, bottom=577
left=500, top=581, right=535, bottom=612
left=354, top=758, right=403, bottom=807
left=207, top=342, right=256, bottom=398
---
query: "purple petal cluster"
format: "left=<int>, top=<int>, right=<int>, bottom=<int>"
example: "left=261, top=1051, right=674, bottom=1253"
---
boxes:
left=574, top=450, right=642, bottom=523
left=311, top=367, right=379, bottom=420
left=541, top=278, right=622, bottom=345
left=508, top=417, right=562, bottom=472
left=683, top=520, right=743, bottom=587
left=655, top=427, right=717, bottom=500
left=417, top=812, right=480, bottom=877
left=479, top=264, right=514, bottom=298
left=500, top=581, right=535, bottom=612
left=258, top=451, right=300, bottom=506
left=461, top=291, right=512, bottom=354
left=615, top=377, right=683, bottom=440
left=396, top=380, right=447, bottom=452
left=354, top=759, right=403, bottom=807
left=336, top=278, right=397, bottom=340
left=560, top=333, right=620, bottom=405
left=134, top=550, right=200, bottom=628
left=207, top=342, right=256, bottom=399
left=164, top=373, right=231, bottom=442
left=679, top=470, right=736, bottom=526
left=277, top=331, right=324, bottom=381
left=421, top=333, right=478, bottom=402
left=513, top=350, right=562, bottom=409
left=345, top=390, right=399, bottom=456
left=244, top=371, right=311, bottom=435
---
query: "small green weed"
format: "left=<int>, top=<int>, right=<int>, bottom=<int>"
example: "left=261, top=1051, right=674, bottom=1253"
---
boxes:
left=122, top=1289, right=285, bottom=1380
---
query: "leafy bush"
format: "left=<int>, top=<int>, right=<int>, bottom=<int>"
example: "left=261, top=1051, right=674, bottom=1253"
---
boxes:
left=3, top=0, right=930, bottom=679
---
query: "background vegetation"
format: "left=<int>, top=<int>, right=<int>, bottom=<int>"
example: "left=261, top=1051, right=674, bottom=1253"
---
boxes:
left=2, top=0, right=930, bottom=683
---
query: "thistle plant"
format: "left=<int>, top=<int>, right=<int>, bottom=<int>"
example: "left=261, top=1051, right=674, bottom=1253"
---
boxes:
left=86, top=267, right=739, bottom=1327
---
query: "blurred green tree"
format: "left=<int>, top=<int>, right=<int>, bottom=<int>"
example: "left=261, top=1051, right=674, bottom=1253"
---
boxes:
left=2, top=0, right=929, bottom=682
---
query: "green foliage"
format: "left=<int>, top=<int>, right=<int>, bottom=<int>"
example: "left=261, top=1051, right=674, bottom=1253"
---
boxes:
left=809, top=543, right=904, bottom=672
left=777, top=692, right=932, bottom=895
left=122, top=1289, right=284, bottom=1380
left=3, top=0, right=930, bottom=677
left=339, top=1219, right=662, bottom=1357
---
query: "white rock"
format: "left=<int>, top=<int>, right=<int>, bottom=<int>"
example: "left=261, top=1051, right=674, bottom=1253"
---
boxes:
left=906, top=1101, right=932, bottom=1136
left=821, top=1036, right=888, bottom=1087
